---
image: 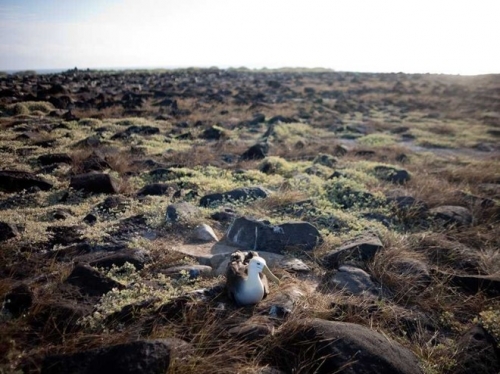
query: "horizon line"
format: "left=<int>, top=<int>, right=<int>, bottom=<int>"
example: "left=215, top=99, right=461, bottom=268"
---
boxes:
left=2, top=65, right=499, bottom=77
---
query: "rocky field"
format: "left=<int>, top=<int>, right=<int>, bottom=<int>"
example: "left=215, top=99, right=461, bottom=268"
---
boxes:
left=0, top=68, right=499, bottom=373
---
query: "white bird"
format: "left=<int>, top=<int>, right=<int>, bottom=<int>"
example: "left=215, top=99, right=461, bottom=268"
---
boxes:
left=225, top=251, right=280, bottom=306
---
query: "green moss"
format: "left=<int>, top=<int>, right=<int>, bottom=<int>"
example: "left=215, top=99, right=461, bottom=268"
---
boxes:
left=259, top=156, right=299, bottom=177
left=324, top=176, right=385, bottom=209
left=8, top=103, right=30, bottom=115
left=313, top=153, right=337, bottom=168
left=475, top=308, right=500, bottom=347
left=357, top=133, right=398, bottom=147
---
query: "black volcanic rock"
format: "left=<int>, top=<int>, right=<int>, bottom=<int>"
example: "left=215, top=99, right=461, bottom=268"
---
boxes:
left=0, top=221, right=18, bottom=241
left=70, top=172, right=118, bottom=194
left=30, top=300, right=90, bottom=334
left=429, top=205, right=473, bottom=226
left=38, top=153, right=72, bottom=166
left=455, top=325, right=500, bottom=374
left=440, top=271, right=500, bottom=296
left=200, top=125, right=226, bottom=140
left=66, top=263, right=124, bottom=296
left=89, top=249, right=151, bottom=270
left=165, top=202, right=200, bottom=222
left=41, top=338, right=191, bottom=374
left=47, top=225, right=84, bottom=246
left=322, top=232, right=384, bottom=269
left=137, top=183, right=172, bottom=196
left=200, top=186, right=269, bottom=207
left=111, top=125, right=160, bottom=140
left=221, top=216, right=322, bottom=253
left=79, top=152, right=111, bottom=172
left=373, top=165, right=411, bottom=184
left=4, top=284, right=33, bottom=317
left=0, top=170, right=53, bottom=192
left=268, top=115, right=295, bottom=124
left=240, top=142, right=269, bottom=160
left=274, top=318, right=423, bottom=374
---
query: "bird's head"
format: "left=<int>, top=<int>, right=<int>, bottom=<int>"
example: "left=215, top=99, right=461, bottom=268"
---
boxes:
left=248, top=256, right=280, bottom=284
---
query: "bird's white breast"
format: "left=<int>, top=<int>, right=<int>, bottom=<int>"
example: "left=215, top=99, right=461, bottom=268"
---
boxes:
left=235, top=277, right=265, bottom=305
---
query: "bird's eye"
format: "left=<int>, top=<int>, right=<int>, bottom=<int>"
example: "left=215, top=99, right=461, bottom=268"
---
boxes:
left=257, top=263, right=261, bottom=266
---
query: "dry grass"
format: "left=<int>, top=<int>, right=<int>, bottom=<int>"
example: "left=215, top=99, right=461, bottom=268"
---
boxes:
left=1, top=70, right=499, bottom=374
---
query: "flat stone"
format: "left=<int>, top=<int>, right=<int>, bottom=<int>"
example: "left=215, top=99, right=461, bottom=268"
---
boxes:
left=213, top=216, right=321, bottom=254
left=169, top=243, right=214, bottom=266
left=210, top=208, right=237, bottom=222
left=322, top=232, right=383, bottom=269
left=0, top=170, right=53, bottom=192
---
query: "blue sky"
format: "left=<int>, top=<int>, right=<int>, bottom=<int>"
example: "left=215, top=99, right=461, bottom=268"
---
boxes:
left=1, top=0, right=499, bottom=74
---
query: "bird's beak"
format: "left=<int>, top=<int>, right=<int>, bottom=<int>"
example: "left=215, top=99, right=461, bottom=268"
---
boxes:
left=263, top=265, right=280, bottom=284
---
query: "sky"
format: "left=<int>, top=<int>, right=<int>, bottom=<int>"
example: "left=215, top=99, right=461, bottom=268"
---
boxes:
left=0, top=0, right=499, bottom=74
